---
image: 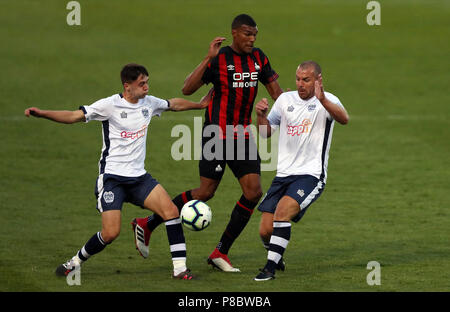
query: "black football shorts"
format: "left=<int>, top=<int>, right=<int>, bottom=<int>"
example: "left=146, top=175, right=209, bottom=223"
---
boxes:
left=199, top=136, right=261, bottom=180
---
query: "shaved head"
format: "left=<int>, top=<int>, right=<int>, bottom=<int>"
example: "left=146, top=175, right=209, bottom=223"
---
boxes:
left=298, top=61, right=322, bottom=77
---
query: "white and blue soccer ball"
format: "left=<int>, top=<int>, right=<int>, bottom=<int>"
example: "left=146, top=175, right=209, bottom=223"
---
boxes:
left=180, top=200, right=212, bottom=231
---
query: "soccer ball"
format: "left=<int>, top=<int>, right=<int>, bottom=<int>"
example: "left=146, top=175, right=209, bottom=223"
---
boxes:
left=180, top=200, right=212, bottom=231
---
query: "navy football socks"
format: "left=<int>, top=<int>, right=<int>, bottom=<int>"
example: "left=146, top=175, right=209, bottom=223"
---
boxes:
left=264, top=221, right=291, bottom=273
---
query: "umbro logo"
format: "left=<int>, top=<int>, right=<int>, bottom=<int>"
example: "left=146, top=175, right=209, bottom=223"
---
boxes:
left=120, top=111, right=127, bottom=118
left=297, top=189, right=305, bottom=197
left=287, top=105, right=294, bottom=112
left=227, top=65, right=235, bottom=71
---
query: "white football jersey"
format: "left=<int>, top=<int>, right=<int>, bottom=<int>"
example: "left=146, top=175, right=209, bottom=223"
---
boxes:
left=267, top=91, right=344, bottom=183
left=80, top=94, right=169, bottom=177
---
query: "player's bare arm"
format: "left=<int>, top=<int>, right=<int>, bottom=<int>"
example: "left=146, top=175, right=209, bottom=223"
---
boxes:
left=315, top=75, right=349, bottom=125
left=255, top=98, right=272, bottom=138
left=182, top=37, right=226, bottom=95
left=24, top=107, right=86, bottom=124
left=264, top=80, right=283, bottom=101
left=169, top=88, right=213, bottom=111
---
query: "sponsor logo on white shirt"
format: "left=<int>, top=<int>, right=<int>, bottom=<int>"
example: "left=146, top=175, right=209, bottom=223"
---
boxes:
left=307, top=104, right=316, bottom=112
left=120, top=125, right=148, bottom=140
left=287, top=119, right=312, bottom=136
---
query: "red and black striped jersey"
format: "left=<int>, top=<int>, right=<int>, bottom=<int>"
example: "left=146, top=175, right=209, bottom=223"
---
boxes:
left=202, top=46, right=278, bottom=138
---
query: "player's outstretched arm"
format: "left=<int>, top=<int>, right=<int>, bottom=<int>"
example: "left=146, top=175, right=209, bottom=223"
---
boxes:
left=256, top=98, right=273, bottom=138
left=169, top=88, right=213, bottom=112
left=314, top=75, right=349, bottom=125
left=24, top=107, right=85, bottom=124
left=182, top=37, right=226, bottom=95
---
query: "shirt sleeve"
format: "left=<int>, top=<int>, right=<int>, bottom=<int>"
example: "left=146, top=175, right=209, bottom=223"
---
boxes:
left=80, top=98, right=112, bottom=122
left=323, top=92, right=344, bottom=121
left=149, top=96, right=170, bottom=117
left=255, top=49, right=279, bottom=85
left=267, top=96, right=283, bottom=130
left=201, top=61, right=214, bottom=85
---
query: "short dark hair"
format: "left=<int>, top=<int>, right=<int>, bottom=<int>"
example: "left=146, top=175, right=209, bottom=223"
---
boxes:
left=231, top=14, right=257, bottom=29
left=120, top=63, right=148, bottom=85
left=298, top=61, right=322, bottom=77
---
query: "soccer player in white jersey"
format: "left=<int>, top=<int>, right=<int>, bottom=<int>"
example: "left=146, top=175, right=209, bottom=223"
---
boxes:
left=253, top=61, right=349, bottom=281
left=24, top=63, right=212, bottom=280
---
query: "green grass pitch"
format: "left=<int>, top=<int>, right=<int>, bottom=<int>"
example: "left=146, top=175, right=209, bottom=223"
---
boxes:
left=0, top=0, right=449, bottom=292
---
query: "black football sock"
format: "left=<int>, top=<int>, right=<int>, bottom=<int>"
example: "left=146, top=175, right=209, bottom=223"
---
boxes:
left=146, top=191, right=193, bottom=232
left=146, top=214, right=164, bottom=232
left=261, top=236, right=271, bottom=251
left=264, top=221, right=291, bottom=273
left=217, top=195, right=257, bottom=255
left=77, top=232, right=109, bottom=262
left=172, top=190, right=193, bottom=210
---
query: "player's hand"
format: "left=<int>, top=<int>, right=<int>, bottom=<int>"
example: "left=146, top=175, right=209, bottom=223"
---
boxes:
left=256, top=98, right=269, bottom=117
left=199, top=88, right=214, bottom=108
left=314, top=74, right=325, bottom=102
left=24, top=107, right=42, bottom=117
left=207, top=37, right=226, bottom=59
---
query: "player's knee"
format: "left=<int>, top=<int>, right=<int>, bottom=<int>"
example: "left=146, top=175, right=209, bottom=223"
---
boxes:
left=196, top=189, right=215, bottom=202
left=159, top=203, right=179, bottom=221
left=101, top=228, right=120, bottom=243
left=273, top=208, right=292, bottom=222
left=244, top=189, right=263, bottom=203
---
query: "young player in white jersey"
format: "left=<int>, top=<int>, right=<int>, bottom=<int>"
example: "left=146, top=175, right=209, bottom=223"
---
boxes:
left=253, top=61, right=349, bottom=281
left=24, top=63, right=212, bottom=280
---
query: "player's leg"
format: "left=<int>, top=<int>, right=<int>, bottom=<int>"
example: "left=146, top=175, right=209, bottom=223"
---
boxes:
left=223, top=139, right=264, bottom=254
left=254, top=195, right=298, bottom=281
left=130, top=173, right=171, bottom=259
left=214, top=173, right=262, bottom=256
left=132, top=159, right=223, bottom=258
left=56, top=175, right=123, bottom=276
left=255, top=175, right=325, bottom=281
left=258, top=211, right=285, bottom=271
left=208, top=147, right=262, bottom=272
left=132, top=178, right=220, bottom=259
left=145, top=176, right=220, bottom=231
left=101, top=210, right=122, bottom=243
left=257, top=178, right=288, bottom=272
left=141, top=184, right=193, bottom=279
left=259, top=212, right=273, bottom=249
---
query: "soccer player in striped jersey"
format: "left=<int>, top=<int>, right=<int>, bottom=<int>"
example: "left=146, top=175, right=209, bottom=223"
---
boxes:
left=24, top=63, right=212, bottom=280
left=132, top=14, right=284, bottom=272
left=254, top=61, right=349, bottom=281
